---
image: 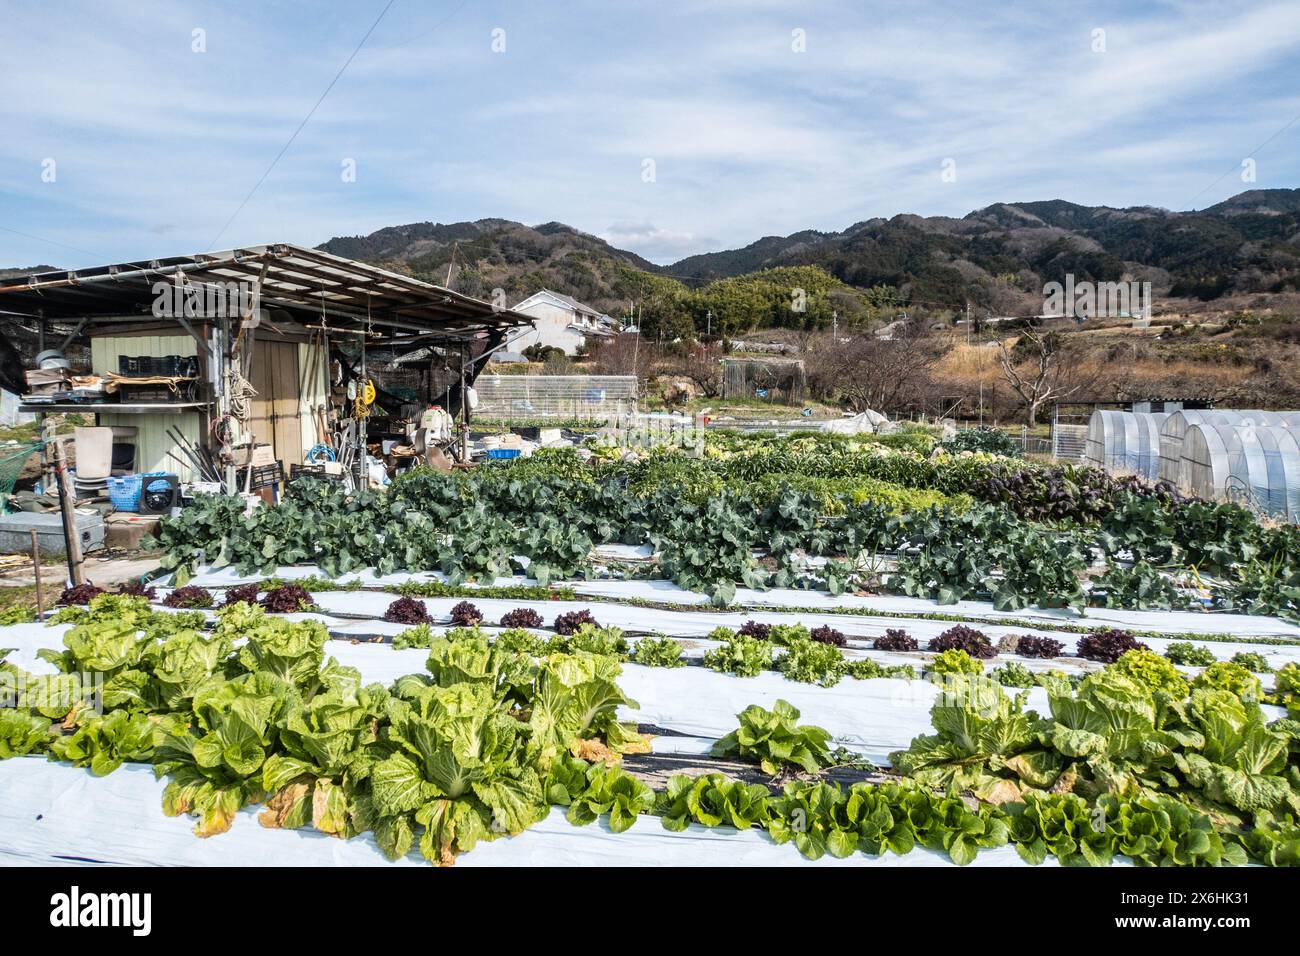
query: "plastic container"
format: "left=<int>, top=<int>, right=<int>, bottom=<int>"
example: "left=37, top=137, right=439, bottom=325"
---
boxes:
left=107, top=472, right=167, bottom=512
left=486, top=448, right=521, bottom=460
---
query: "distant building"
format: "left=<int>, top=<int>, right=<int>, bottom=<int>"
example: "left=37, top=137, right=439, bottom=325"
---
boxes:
left=510, top=289, right=619, bottom=355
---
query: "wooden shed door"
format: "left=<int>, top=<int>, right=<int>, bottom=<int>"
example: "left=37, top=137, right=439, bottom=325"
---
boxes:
left=248, top=340, right=303, bottom=469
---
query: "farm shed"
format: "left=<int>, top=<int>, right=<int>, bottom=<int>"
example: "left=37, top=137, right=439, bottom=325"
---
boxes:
left=1178, top=422, right=1300, bottom=520
left=721, top=357, right=806, bottom=404
left=1084, top=409, right=1168, bottom=479
left=0, top=244, right=535, bottom=490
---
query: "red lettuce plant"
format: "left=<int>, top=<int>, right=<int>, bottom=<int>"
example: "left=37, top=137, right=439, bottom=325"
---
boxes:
left=553, top=609, right=598, bottom=635
left=58, top=583, right=103, bottom=605
left=873, top=628, right=918, bottom=652
left=737, top=620, right=772, bottom=641
left=1014, top=635, right=1066, bottom=659
left=116, top=581, right=158, bottom=601
left=1077, top=629, right=1148, bottom=663
left=928, top=625, right=997, bottom=659
left=223, top=583, right=261, bottom=607
left=499, top=607, right=544, bottom=628
left=163, top=585, right=214, bottom=609
left=260, top=584, right=315, bottom=613
left=810, top=625, right=847, bottom=647
left=384, top=596, right=432, bottom=625
left=449, top=601, right=483, bottom=626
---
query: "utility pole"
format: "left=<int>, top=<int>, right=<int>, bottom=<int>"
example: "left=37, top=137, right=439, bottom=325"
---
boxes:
left=706, top=309, right=712, bottom=340
left=832, top=310, right=838, bottom=341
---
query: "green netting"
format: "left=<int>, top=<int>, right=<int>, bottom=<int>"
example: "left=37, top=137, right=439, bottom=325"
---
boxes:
left=0, top=441, right=41, bottom=513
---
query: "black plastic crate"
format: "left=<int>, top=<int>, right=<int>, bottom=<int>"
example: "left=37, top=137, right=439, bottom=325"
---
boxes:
left=117, top=380, right=196, bottom=403
left=117, top=354, right=199, bottom=377
left=248, top=461, right=283, bottom=491
left=289, top=463, right=344, bottom=483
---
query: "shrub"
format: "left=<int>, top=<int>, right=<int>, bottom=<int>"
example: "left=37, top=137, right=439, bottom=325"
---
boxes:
left=449, top=601, right=483, bottom=626
left=1164, top=642, right=1216, bottom=667
left=929, top=649, right=983, bottom=675
left=1076, top=628, right=1147, bottom=663
left=737, top=620, right=772, bottom=641
left=809, top=625, right=846, bottom=647
left=928, top=625, right=996, bottom=659
left=163, top=585, right=213, bottom=609
left=1192, top=662, right=1263, bottom=703
left=384, top=597, right=432, bottom=625
left=1229, top=651, right=1271, bottom=673
left=873, top=628, right=918, bottom=652
left=115, top=581, right=157, bottom=601
left=499, top=607, right=544, bottom=629
left=1012, top=635, right=1065, bottom=659
left=259, top=584, right=314, bottom=613
left=58, top=584, right=103, bottom=605
left=223, top=583, right=261, bottom=607
left=629, top=635, right=686, bottom=668
left=1111, top=650, right=1189, bottom=697
left=554, top=609, right=598, bottom=635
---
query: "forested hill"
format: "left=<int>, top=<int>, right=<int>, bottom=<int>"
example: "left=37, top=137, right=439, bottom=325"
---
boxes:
left=316, top=188, right=1300, bottom=329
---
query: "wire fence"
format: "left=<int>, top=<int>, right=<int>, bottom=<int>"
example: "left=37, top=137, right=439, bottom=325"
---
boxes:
left=472, top=375, right=638, bottom=423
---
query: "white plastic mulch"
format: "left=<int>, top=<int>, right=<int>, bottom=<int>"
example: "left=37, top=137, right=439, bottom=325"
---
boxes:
left=3, top=558, right=1295, bottom=868
left=0, top=759, right=1060, bottom=868
left=181, top=563, right=1300, bottom=639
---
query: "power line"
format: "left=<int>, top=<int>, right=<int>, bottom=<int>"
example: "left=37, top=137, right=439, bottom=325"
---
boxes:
left=1185, top=109, right=1300, bottom=210
left=206, top=0, right=400, bottom=251
left=0, top=224, right=108, bottom=262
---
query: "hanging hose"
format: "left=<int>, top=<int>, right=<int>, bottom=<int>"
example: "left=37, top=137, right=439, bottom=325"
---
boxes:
left=226, top=366, right=257, bottom=422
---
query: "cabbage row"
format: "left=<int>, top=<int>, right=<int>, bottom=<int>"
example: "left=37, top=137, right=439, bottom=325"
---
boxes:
left=2, top=594, right=1298, bottom=866
left=151, top=449, right=1300, bottom=619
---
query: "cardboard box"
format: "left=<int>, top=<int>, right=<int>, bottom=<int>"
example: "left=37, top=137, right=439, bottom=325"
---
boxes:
left=233, top=443, right=275, bottom=467
left=104, top=514, right=161, bottom=551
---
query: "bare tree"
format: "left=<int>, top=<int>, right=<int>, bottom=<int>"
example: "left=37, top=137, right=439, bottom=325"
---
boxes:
left=997, top=329, right=1097, bottom=426
left=808, top=322, right=944, bottom=414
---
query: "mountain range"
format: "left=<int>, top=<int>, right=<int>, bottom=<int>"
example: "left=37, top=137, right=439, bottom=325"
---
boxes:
left=316, top=189, right=1300, bottom=317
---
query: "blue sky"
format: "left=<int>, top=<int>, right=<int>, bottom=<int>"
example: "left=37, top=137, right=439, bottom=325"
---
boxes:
left=2, top=0, right=1299, bottom=268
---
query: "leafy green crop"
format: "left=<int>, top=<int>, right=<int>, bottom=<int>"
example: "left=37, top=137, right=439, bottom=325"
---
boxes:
left=628, top=635, right=686, bottom=667
left=655, top=773, right=773, bottom=831
left=50, top=709, right=157, bottom=775
left=928, top=649, right=984, bottom=676
left=711, top=699, right=833, bottom=775
left=776, top=638, right=848, bottom=687
left=702, top=635, right=772, bottom=677
left=546, top=755, right=655, bottom=832
left=1164, top=641, right=1217, bottom=667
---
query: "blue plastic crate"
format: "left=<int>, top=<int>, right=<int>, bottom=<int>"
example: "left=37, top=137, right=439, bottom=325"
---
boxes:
left=485, top=448, right=521, bottom=460
left=107, top=472, right=166, bottom=512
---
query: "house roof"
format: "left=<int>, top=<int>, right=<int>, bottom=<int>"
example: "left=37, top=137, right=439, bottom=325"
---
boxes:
left=0, top=243, right=534, bottom=344
left=513, top=288, right=612, bottom=321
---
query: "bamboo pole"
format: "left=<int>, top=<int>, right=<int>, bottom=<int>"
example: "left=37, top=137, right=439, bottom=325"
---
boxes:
left=30, top=530, right=43, bottom=619
left=49, top=437, right=84, bottom=586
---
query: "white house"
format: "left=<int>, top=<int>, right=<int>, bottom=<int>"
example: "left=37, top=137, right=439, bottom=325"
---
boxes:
left=509, top=289, right=620, bottom=356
